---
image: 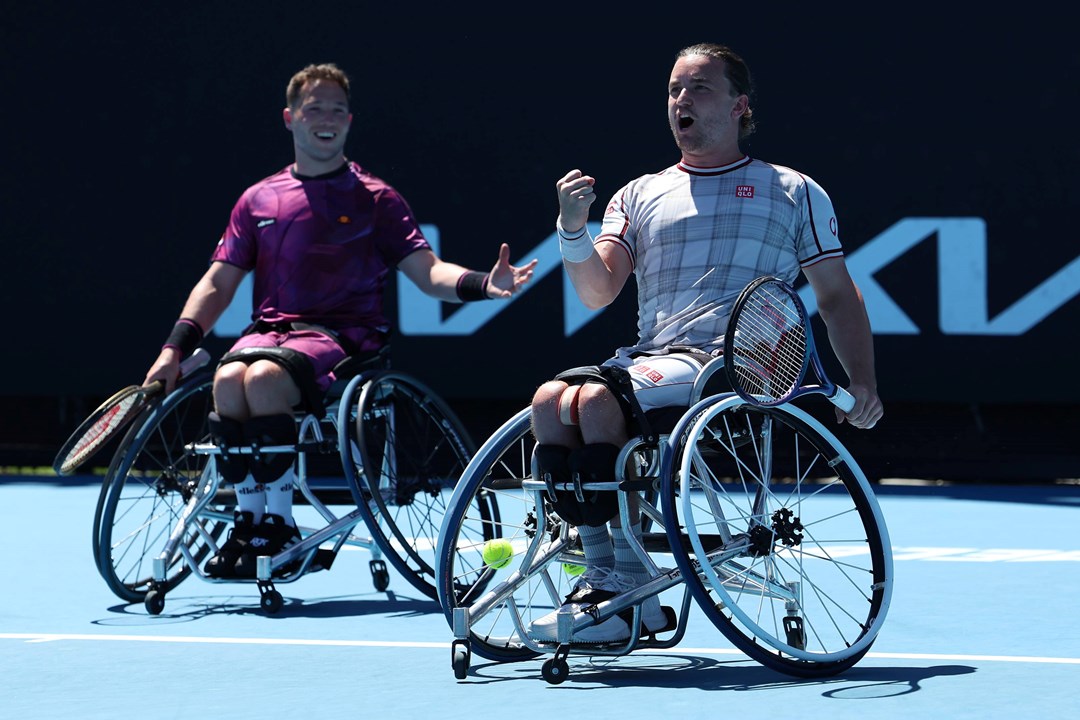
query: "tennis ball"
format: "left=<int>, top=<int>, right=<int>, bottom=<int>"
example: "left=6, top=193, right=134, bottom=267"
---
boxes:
left=562, top=562, right=586, bottom=577
left=481, top=539, right=514, bottom=569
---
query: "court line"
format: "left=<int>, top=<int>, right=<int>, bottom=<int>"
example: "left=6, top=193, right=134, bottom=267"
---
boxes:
left=3, top=633, right=1077, bottom=665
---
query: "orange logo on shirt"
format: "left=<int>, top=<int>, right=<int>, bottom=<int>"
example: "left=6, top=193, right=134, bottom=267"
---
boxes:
left=338, top=215, right=351, bottom=224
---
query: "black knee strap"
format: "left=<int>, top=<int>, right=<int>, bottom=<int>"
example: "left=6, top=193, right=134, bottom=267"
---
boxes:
left=208, top=411, right=250, bottom=484
left=244, top=414, right=297, bottom=484
left=539, top=443, right=621, bottom=528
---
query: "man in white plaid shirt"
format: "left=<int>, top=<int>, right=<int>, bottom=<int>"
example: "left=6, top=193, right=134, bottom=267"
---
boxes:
left=528, top=42, right=883, bottom=643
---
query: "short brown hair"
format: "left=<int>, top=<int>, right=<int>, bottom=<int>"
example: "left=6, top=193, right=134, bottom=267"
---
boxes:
left=677, top=43, right=756, bottom=140
left=286, top=63, right=351, bottom=109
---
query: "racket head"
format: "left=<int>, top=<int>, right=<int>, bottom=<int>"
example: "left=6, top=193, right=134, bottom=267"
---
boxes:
left=53, top=349, right=212, bottom=475
left=724, top=276, right=811, bottom=407
left=53, top=383, right=157, bottom=475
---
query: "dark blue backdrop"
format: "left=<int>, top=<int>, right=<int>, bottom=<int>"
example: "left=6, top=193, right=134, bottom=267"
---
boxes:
left=4, top=5, right=1077, bottom=478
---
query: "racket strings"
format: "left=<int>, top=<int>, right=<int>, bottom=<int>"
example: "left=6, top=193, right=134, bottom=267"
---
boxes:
left=63, top=395, right=140, bottom=469
left=731, top=287, right=807, bottom=402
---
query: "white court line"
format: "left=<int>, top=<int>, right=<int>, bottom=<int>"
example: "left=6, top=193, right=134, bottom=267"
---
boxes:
left=2, top=633, right=1077, bottom=665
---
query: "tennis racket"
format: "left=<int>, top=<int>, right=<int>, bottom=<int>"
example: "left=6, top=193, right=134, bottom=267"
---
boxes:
left=725, top=276, right=855, bottom=412
left=53, top=348, right=212, bottom=476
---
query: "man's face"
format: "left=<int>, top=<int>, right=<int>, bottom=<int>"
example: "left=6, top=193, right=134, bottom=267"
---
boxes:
left=667, top=55, right=746, bottom=157
left=284, top=79, right=352, bottom=165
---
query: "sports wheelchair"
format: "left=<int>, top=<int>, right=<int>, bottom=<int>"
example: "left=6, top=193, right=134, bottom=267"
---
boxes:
left=92, top=347, right=477, bottom=614
left=435, top=357, right=893, bottom=682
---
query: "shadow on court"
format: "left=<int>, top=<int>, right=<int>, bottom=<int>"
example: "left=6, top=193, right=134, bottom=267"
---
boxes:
left=467, top=655, right=976, bottom=697
left=92, top=592, right=441, bottom=624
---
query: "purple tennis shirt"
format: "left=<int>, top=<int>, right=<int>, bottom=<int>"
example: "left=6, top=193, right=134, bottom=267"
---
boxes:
left=212, top=161, right=431, bottom=352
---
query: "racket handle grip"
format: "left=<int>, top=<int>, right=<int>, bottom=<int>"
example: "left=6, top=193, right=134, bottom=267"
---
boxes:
left=831, top=386, right=856, bottom=413
left=179, top=348, right=211, bottom=378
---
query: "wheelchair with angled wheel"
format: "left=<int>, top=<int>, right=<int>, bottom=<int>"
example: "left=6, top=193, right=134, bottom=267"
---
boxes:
left=435, top=356, right=893, bottom=682
left=92, top=346, right=477, bottom=615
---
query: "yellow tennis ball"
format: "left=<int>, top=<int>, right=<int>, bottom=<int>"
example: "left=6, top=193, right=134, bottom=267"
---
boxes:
left=562, top=563, right=585, bottom=577
left=481, top=539, right=514, bottom=569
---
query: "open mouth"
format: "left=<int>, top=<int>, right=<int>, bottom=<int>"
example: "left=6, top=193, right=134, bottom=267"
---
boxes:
left=315, top=131, right=337, bottom=140
left=678, top=117, right=694, bottom=130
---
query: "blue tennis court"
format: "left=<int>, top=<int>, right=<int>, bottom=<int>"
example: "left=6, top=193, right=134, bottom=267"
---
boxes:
left=2, top=478, right=1077, bottom=720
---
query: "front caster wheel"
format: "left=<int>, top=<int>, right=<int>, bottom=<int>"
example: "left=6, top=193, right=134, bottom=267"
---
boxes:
left=144, top=589, right=165, bottom=615
left=451, top=639, right=471, bottom=680
left=370, top=559, right=390, bottom=592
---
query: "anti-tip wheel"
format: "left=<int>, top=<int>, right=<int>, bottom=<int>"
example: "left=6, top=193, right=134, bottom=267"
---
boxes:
left=260, top=589, right=284, bottom=614
left=541, top=657, right=569, bottom=684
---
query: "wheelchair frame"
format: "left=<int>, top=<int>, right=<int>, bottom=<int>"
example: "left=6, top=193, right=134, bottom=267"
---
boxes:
left=92, top=359, right=477, bottom=615
left=435, top=358, right=894, bottom=682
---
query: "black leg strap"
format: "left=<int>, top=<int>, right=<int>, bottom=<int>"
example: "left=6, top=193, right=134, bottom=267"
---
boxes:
left=539, top=443, right=621, bottom=528
left=208, top=411, right=250, bottom=484
left=244, top=414, right=297, bottom=484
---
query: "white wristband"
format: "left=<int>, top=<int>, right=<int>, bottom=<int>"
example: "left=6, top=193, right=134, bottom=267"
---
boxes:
left=557, top=221, right=595, bottom=263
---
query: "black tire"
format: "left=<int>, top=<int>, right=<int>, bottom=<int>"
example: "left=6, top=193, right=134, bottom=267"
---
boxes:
left=661, top=395, right=893, bottom=677
left=340, top=371, right=475, bottom=599
left=93, top=375, right=231, bottom=602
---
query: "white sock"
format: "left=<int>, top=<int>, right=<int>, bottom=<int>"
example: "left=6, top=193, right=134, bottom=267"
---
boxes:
left=264, top=466, right=296, bottom=526
left=234, top=475, right=264, bottom=523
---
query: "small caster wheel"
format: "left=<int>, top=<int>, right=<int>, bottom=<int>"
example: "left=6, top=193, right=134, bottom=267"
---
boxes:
left=451, top=639, right=471, bottom=680
left=260, top=589, right=283, bottom=614
left=541, top=657, right=569, bottom=684
left=144, top=590, right=165, bottom=615
left=370, top=559, right=390, bottom=592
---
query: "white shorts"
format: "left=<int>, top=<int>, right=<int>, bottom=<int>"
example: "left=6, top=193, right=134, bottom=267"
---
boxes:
left=603, top=351, right=710, bottom=412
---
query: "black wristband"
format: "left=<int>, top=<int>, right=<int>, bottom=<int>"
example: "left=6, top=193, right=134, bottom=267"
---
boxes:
left=163, top=318, right=204, bottom=357
left=456, top=271, right=491, bottom=301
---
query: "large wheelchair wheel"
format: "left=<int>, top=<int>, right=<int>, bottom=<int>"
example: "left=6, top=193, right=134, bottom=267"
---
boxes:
left=436, top=408, right=586, bottom=663
left=93, top=374, right=231, bottom=603
left=340, top=371, right=475, bottom=599
left=661, top=394, right=893, bottom=677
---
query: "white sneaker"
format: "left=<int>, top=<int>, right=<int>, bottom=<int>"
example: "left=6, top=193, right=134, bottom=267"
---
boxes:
left=529, top=568, right=668, bottom=643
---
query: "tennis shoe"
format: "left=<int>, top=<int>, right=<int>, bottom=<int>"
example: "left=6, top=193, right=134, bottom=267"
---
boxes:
left=528, top=568, right=669, bottom=643
left=233, top=513, right=301, bottom=578
left=204, top=511, right=256, bottom=578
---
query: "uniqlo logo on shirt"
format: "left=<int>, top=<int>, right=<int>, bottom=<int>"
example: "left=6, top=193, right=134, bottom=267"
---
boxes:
left=630, top=365, right=665, bottom=383
left=736, top=185, right=755, bottom=198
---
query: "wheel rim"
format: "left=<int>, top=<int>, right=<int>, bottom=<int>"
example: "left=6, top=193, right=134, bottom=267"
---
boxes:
left=346, top=372, right=475, bottom=599
left=94, top=376, right=229, bottom=602
left=666, top=395, right=892, bottom=674
left=437, top=408, right=585, bottom=663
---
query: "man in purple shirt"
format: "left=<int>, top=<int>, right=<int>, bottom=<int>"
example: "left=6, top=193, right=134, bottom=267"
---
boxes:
left=144, top=63, right=536, bottom=578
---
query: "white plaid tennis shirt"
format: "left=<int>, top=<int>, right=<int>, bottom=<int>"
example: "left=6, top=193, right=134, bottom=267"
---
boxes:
left=597, top=156, right=843, bottom=357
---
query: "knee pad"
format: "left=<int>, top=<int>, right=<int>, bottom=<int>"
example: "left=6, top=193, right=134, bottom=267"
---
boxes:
left=541, top=443, right=621, bottom=528
left=208, top=411, right=250, bottom=484
left=244, top=414, right=297, bottom=485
